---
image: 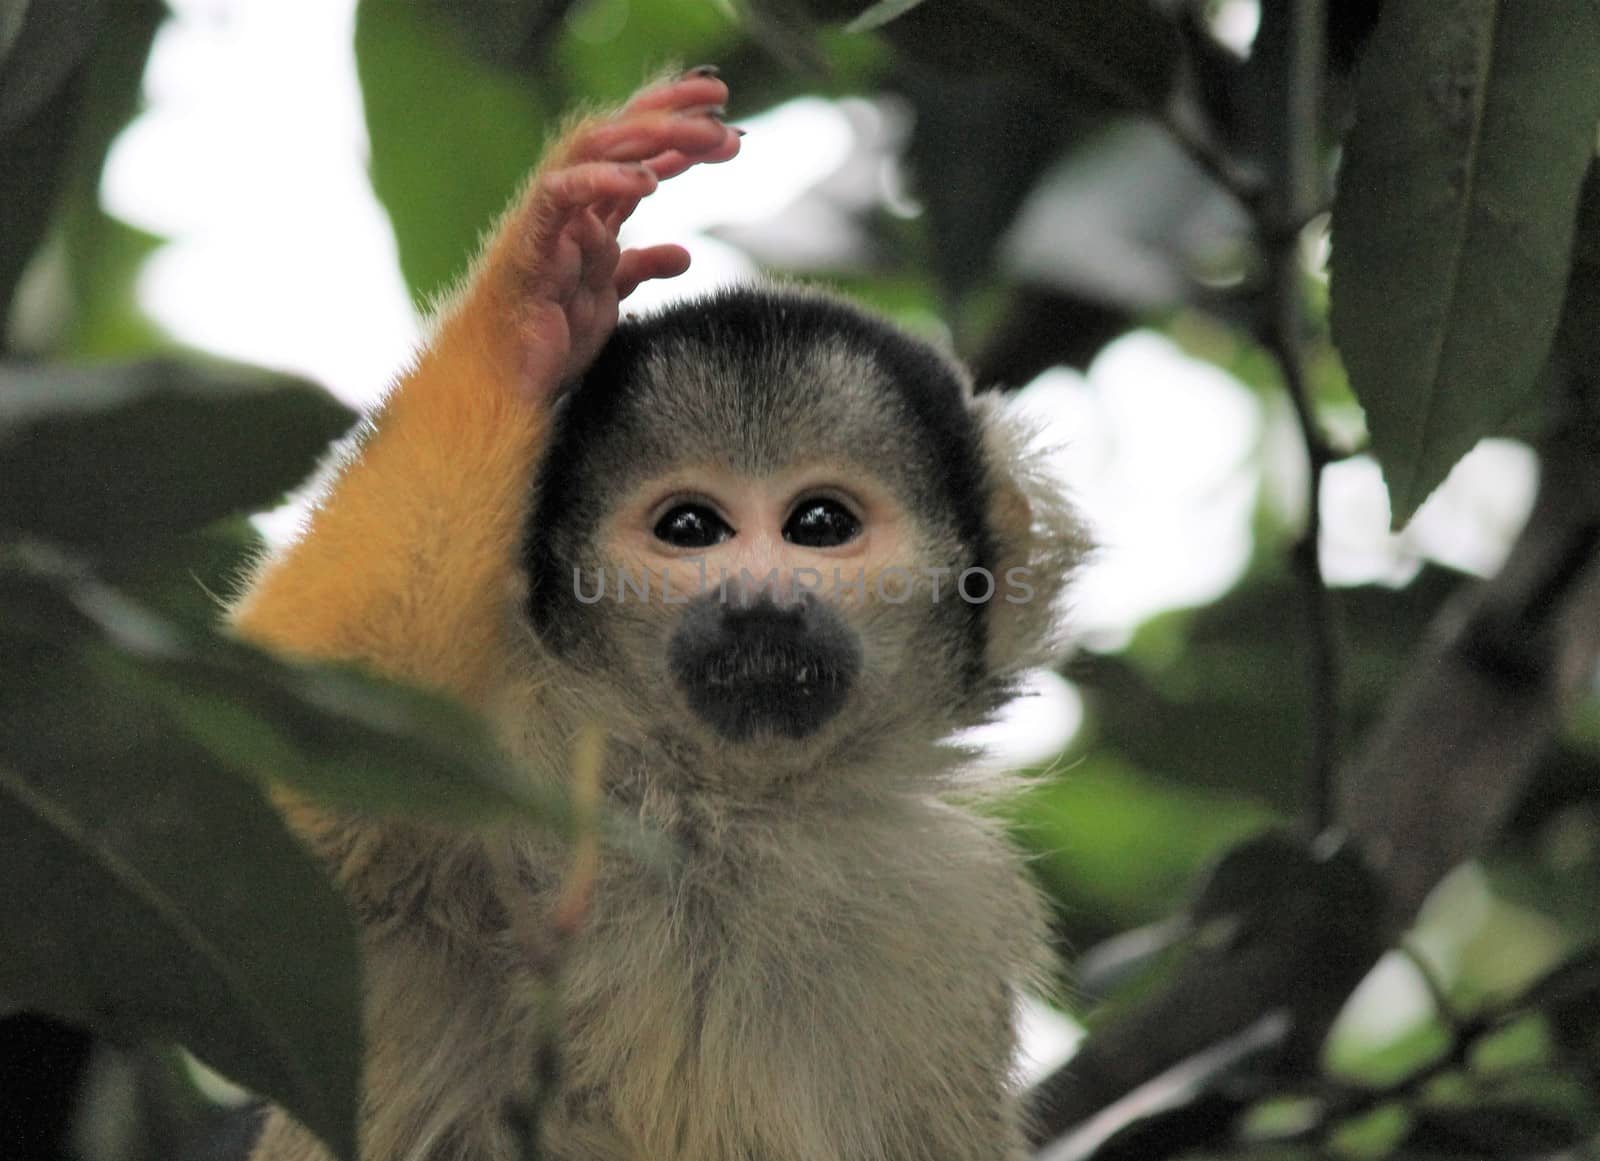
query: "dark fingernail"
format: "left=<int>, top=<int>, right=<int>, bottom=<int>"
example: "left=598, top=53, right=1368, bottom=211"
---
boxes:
left=733, top=127, right=747, bottom=137
left=687, top=64, right=720, bottom=78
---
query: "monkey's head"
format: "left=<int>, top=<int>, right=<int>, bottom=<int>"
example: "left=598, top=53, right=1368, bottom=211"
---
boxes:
left=525, top=286, right=1086, bottom=779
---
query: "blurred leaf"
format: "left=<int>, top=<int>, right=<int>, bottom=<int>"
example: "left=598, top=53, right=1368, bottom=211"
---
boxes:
left=1329, top=0, right=1600, bottom=524
left=1326, top=1104, right=1410, bottom=1160
left=3, top=0, right=164, bottom=357
left=879, top=0, right=1179, bottom=114
left=0, top=581, right=361, bottom=1161
left=1517, top=945, right=1600, bottom=1022
left=102, top=516, right=265, bottom=626
left=130, top=651, right=573, bottom=830
left=971, top=284, right=1132, bottom=384
left=17, top=563, right=573, bottom=830
left=1084, top=566, right=1465, bottom=810
left=1546, top=163, right=1600, bottom=390
left=1009, top=754, right=1277, bottom=944
left=900, top=71, right=1075, bottom=311
left=0, top=0, right=99, bottom=134
left=52, top=0, right=168, bottom=358
left=845, top=0, right=928, bottom=33
left=556, top=0, right=735, bottom=103
left=1043, top=1017, right=1285, bottom=1161
left=0, top=71, right=78, bottom=339
left=0, top=3, right=28, bottom=69
left=434, top=0, right=575, bottom=71
left=0, top=358, right=353, bottom=549
left=0, top=0, right=101, bottom=336
left=1400, top=1100, right=1587, bottom=1155
left=357, top=0, right=551, bottom=308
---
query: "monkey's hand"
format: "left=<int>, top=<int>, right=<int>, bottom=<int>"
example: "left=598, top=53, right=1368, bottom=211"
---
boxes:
left=232, top=73, right=738, bottom=701
left=488, top=71, right=740, bottom=396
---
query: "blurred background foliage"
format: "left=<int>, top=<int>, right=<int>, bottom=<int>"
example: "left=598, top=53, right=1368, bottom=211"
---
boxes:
left=4, top=1, right=1600, bottom=1159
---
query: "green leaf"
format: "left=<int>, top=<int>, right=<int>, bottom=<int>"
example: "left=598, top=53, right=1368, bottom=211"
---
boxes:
left=23, top=563, right=573, bottom=830
left=1401, top=1101, right=1587, bottom=1156
left=1329, top=0, right=1600, bottom=524
left=901, top=72, right=1078, bottom=310
left=0, top=596, right=362, bottom=1161
left=0, top=2, right=28, bottom=70
left=0, top=358, right=354, bottom=549
left=356, top=0, right=551, bottom=308
left=132, top=651, right=574, bottom=830
left=1, top=0, right=164, bottom=355
left=877, top=0, right=1179, bottom=114
left=845, top=0, right=930, bottom=34
left=0, top=0, right=99, bottom=135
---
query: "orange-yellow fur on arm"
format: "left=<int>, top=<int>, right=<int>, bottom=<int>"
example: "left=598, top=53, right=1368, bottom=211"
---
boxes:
left=227, top=282, right=546, bottom=706
left=229, top=71, right=737, bottom=708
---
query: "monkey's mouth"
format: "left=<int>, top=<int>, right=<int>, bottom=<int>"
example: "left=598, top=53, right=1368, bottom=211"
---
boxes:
left=668, top=598, right=861, bottom=743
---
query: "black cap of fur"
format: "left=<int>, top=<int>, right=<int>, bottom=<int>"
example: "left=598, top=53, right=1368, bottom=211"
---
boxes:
left=525, top=285, right=996, bottom=677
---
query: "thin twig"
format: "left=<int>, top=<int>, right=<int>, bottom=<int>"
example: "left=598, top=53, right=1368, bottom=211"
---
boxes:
left=1256, top=0, right=1340, bottom=834
left=1265, top=283, right=1341, bottom=834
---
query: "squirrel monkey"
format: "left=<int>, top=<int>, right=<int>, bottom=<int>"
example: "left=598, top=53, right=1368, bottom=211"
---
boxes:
left=235, top=70, right=1086, bottom=1161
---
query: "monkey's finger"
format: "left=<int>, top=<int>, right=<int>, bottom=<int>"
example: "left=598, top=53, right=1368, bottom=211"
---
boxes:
left=571, top=110, right=732, bottom=167
left=614, top=245, right=691, bottom=300
left=576, top=210, right=622, bottom=291
left=622, top=72, right=728, bottom=116
left=538, top=161, right=658, bottom=215
left=635, top=132, right=743, bottom=184
left=600, top=135, right=743, bottom=232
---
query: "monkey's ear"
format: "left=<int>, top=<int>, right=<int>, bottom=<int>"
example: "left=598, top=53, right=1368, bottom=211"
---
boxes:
left=973, top=394, right=1092, bottom=676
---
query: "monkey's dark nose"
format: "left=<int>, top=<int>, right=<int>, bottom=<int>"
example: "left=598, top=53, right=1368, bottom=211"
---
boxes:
left=668, top=596, right=861, bottom=742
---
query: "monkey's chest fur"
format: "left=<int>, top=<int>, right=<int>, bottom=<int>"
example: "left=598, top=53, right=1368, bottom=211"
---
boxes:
left=508, top=792, right=1039, bottom=1161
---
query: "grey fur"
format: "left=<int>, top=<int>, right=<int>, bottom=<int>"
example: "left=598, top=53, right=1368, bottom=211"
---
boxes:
left=250, top=287, right=1090, bottom=1161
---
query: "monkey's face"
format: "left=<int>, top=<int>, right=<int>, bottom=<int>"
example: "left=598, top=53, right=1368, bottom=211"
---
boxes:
left=538, top=445, right=991, bottom=767
left=601, top=465, right=902, bottom=746
left=524, top=286, right=1075, bottom=774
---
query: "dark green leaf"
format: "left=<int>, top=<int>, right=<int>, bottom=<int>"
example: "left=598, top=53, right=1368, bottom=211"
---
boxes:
left=19, top=563, right=573, bottom=829
left=0, top=68, right=78, bottom=338
left=130, top=651, right=574, bottom=830
left=0, top=604, right=361, bottom=1161
left=1546, top=162, right=1600, bottom=380
left=1, top=0, right=162, bottom=353
left=0, top=3, right=28, bottom=70
left=1329, top=0, right=1600, bottom=524
left=0, top=358, right=353, bottom=548
left=0, top=0, right=99, bottom=134
left=1516, top=944, right=1600, bottom=1018
left=357, top=0, right=551, bottom=308
left=880, top=0, right=1179, bottom=114
left=47, top=0, right=168, bottom=358
left=1401, top=1101, right=1586, bottom=1155
left=103, top=516, right=266, bottom=627
left=1083, top=567, right=1465, bottom=811
left=900, top=72, right=1077, bottom=310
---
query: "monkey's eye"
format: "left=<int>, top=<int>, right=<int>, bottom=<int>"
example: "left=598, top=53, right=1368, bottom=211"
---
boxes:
left=784, top=498, right=862, bottom=548
left=654, top=503, right=733, bottom=549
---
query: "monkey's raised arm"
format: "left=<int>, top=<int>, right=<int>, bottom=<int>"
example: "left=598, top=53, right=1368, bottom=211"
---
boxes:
left=231, top=74, right=739, bottom=705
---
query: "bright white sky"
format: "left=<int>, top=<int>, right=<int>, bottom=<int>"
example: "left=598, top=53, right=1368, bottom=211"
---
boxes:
left=91, top=0, right=1537, bottom=1082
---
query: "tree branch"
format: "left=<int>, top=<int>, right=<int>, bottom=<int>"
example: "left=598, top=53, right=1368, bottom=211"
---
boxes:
left=1337, top=374, right=1600, bottom=933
